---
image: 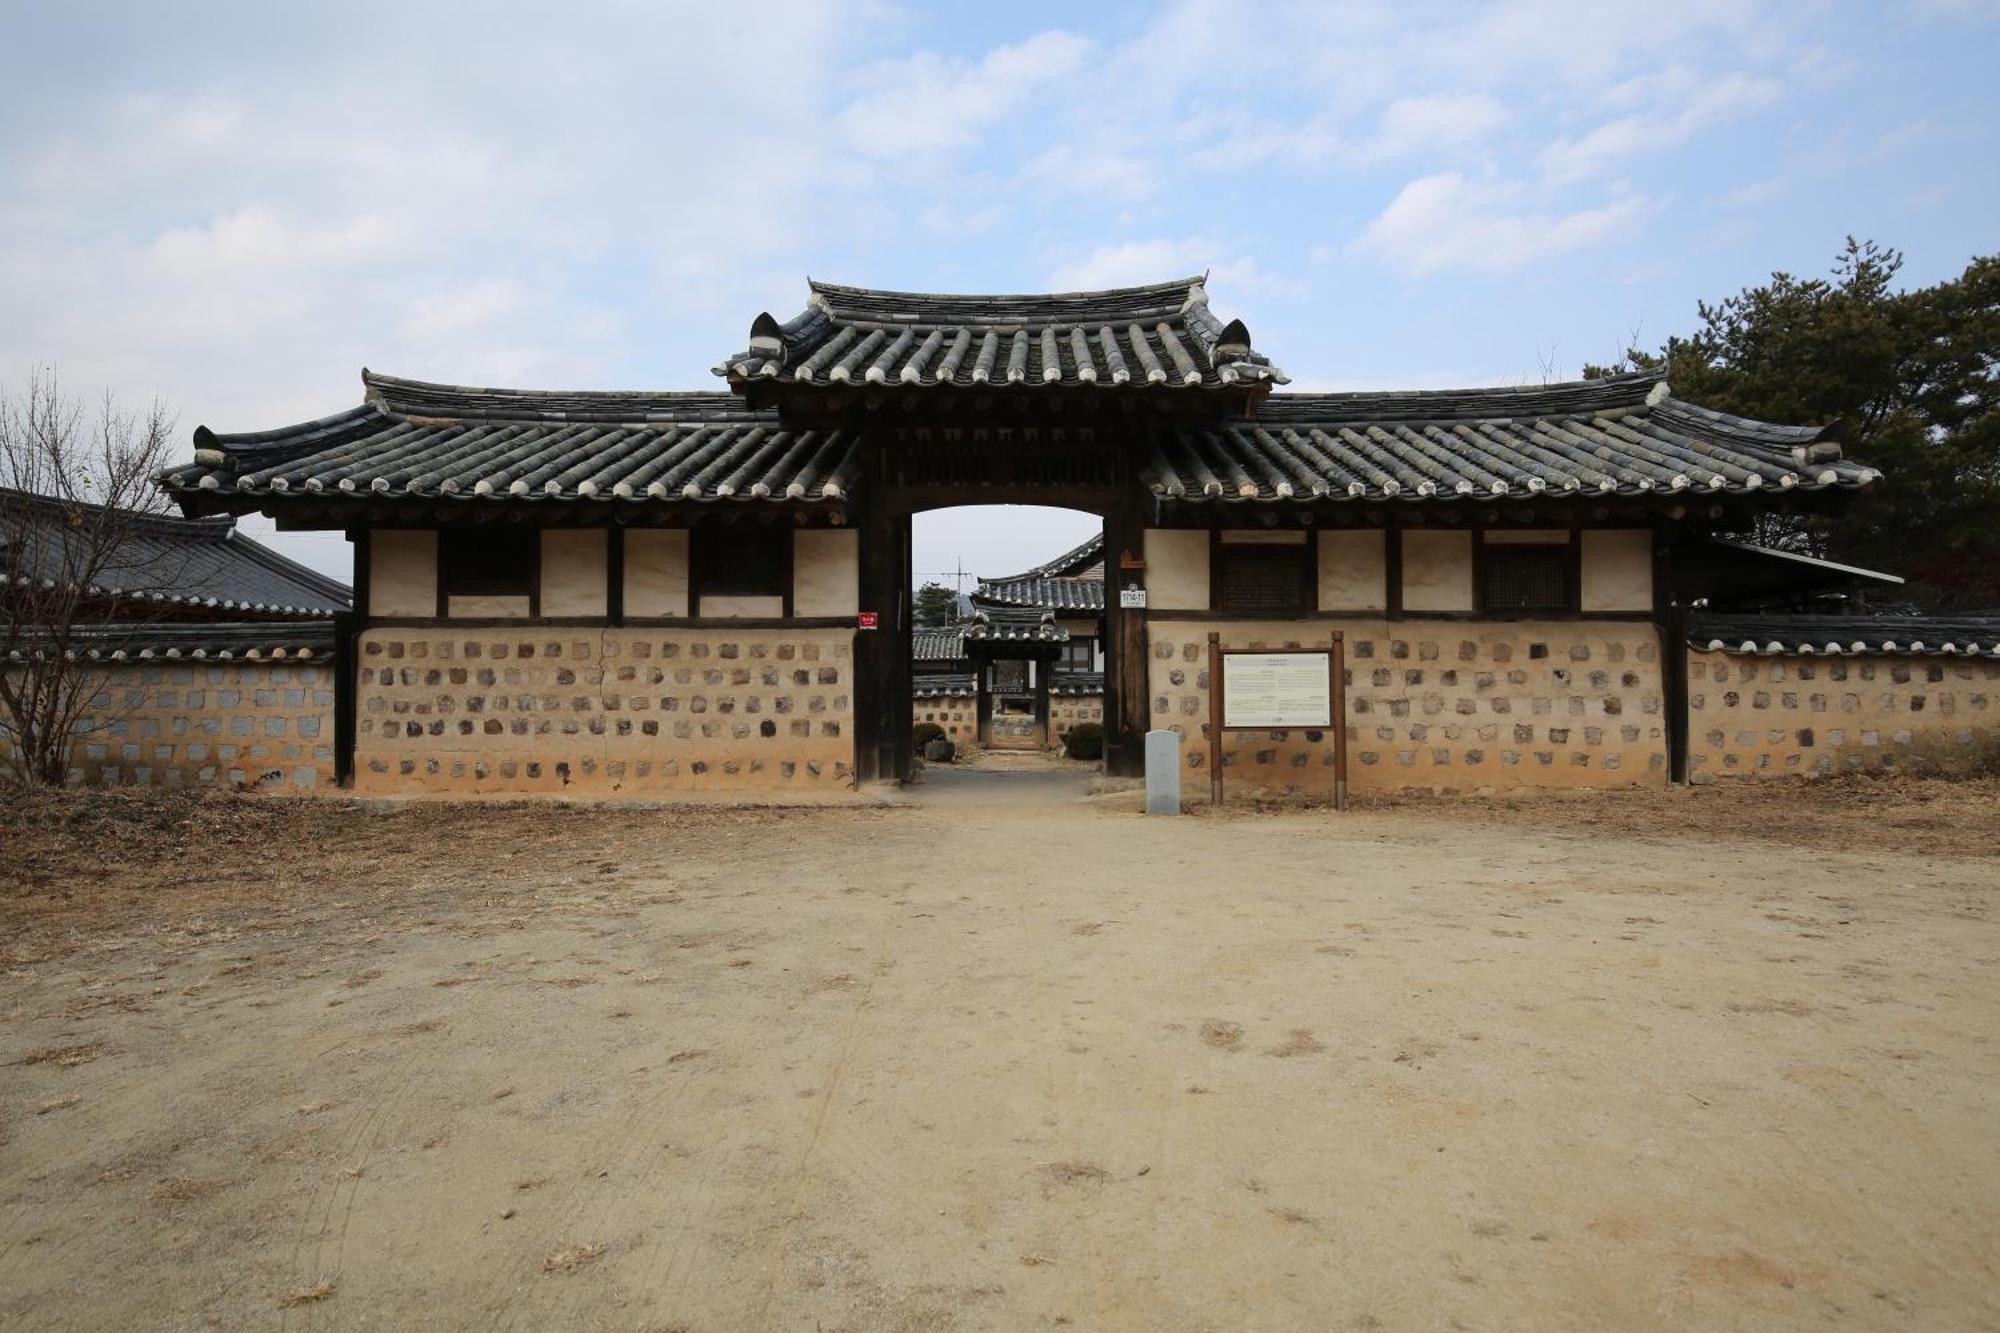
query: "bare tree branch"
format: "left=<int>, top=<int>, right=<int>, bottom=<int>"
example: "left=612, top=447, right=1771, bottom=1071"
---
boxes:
left=1, top=367, right=182, bottom=786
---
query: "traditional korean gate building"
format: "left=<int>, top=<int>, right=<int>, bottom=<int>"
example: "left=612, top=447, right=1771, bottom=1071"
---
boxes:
left=161, top=276, right=2000, bottom=797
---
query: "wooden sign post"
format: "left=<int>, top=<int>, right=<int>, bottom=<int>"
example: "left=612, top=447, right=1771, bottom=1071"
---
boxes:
left=1207, top=630, right=1349, bottom=811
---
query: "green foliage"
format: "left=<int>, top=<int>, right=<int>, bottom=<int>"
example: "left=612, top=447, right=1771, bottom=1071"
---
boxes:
left=1062, top=721, right=1105, bottom=761
left=913, top=581, right=959, bottom=628
left=923, top=736, right=956, bottom=763
left=911, top=721, right=945, bottom=753
left=1587, top=240, right=2000, bottom=609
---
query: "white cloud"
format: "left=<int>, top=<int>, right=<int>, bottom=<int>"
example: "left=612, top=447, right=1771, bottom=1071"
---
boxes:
left=839, top=31, right=1092, bottom=157
left=1044, top=240, right=1269, bottom=295
left=1018, top=144, right=1159, bottom=199
left=400, top=279, right=529, bottom=342
left=1538, top=72, right=1781, bottom=183
left=1355, top=173, right=1647, bottom=274
left=1371, top=93, right=1509, bottom=157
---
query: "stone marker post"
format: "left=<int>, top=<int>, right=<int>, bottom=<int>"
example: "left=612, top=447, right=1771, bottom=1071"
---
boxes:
left=1144, top=728, right=1181, bottom=815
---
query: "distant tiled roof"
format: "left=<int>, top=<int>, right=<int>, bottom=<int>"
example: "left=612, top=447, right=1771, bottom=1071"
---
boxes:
left=5, top=619, right=335, bottom=663
left=984, top=533, right=1103, bottom=583
left=1689, top=613, right=2000, bottom=657
left=963, top=606, right=1069, bottom=644
left=912, top=627, right=967, bottom=662
left=3, top=488, right=349, bottom=616
left=976, top=533, right=1105, bottom=612
left=161, top=372, right=860, bottom=509
left=716, top=278, right=1287, bottom=391
left=975, top=577, right=1104, bottom=612
left=1051, top=670, right=1103, bottom=696
left=1145, top=375, right=1878, bottom=504
left=912, top=672, right=976, bottom=699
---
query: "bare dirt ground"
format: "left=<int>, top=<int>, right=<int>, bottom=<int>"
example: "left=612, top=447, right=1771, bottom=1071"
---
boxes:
left=3, top=772, right=1998, bottom=1331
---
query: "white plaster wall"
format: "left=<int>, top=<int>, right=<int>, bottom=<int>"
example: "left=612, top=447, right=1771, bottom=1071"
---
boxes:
left=1319, top=530, right=1385, bottom=611
left=540, top=529, right=609, bottom=618
left=793, top=529, right=859, bottom=617
left=1402, top=530, right=1473, bottom=612
left=1145, top=529, right=1209, bottom=610
left=370, top=530, right=437, bottom=617
left=701, top=595, right=786, bottom=618
left=447, top=594, right=530, bottom=618
left=625, top=529, right=689, bottom=618
left=1582, top=530, right=1654, bottom=612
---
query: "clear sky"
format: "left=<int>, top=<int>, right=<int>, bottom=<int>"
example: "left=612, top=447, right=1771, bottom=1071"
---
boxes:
left=3, top=0, right=1995, bottom=584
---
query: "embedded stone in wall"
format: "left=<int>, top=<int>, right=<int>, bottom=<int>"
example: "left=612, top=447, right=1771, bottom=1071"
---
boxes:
left=1146, top=617, right=1667, bottom=796
left=0, top=661, right=335, bottom=791
left=354, top=626, right=856, bottom=795
left=1686, top=650, right=1998, bottom=778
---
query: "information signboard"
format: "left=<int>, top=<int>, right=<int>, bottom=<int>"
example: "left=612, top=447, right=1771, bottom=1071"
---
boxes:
left=1220, top=651, right=1332, bottom=729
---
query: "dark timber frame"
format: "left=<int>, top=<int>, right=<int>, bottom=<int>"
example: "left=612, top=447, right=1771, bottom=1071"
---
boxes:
left=852, top=427, right=1148, bottom=783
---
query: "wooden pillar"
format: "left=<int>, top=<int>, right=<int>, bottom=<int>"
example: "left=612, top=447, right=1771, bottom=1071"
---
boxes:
left=332, top=608, right=357, bottom=788
left=855, top=483, right=912, bottom=784
left=1655, top=528, right=1689, bottom=785
left=1033, top=654, right=1052, bottom=748
left=1100, top=479, right=1150, bottom=777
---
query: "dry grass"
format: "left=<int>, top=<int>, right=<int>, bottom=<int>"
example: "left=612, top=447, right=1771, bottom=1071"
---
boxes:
left=1038, top=1161, right=1110, bottom=1187
left=1264, top=1028, right=1326, bottom=1058
left=1358, top=773, right=2000, bottom=860
left=13, top=1041, right=106, bottom=1068
left=1200, top=1020, right=1244, bottom=1050
left=541, top=1242, right=605, bottom=1275
left=278, top=1280, right=335, bottom=1308
left=0, top=788, right=843, bottom=967
left=148, top=1177, right=228, bottom=1203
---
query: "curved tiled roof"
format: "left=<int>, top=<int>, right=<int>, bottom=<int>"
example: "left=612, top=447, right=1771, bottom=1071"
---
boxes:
left=162, top=371, right=861, bottom=508
left=1051, top=669, right=1104, bottom=696
left=3, top=488, right=349, bottom=616
left=975, top=577, right=1105, bottom=612
left=962, top=606, right=1069, bottom=643
left=976, top=533, right=1105, bottom=612
left=716, top=277, right=1286, bottom=391
left=6, top=619, right=335, bottom=663
left=912, top=627, right=967, bottom=662
left=981, top=533, right=1103, bottom=583
left=912, top=671, right=976, bottom=699
left=1150, top=374, right=1877, bottom=504
left=1689, top=613, right=2000, bottom=657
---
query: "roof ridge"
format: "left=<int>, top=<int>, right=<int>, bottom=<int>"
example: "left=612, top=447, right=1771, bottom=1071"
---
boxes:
left=362, top=369, right=745, bottom=406
left=808, top=275, right=1204, bottom=306
left=220, top=527, right=354, bottom=604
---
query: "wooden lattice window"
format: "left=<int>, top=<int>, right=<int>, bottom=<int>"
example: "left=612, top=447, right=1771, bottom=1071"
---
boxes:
left=1483, top=543, right=1570, bottom=612
left=693, top=525, right=789, bottom=599
left=440, top=528, right=535, bottom=599
left=1218, top=540, right=1311, bottom=614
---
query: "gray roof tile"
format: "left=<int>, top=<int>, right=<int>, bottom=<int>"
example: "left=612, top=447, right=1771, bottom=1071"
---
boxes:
left=162, top=372, right=860, bottom=507
left=1689, top=613, right=2000, bottom=657
left=717, top=277, right=1286, bottom=392
left=1150, top=374, right=1876, bottom=504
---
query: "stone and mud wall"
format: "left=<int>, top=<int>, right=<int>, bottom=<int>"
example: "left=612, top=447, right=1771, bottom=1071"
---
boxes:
left=355, top=626, right=855, bottom=796
left=913, top=689, right=979, bottom=747
left=1050, top=693, right=1104, bottom=745
left=1147, top=618, right=1667, bottom=797
left=1687, top=650, right=2000, bottom=779
left=1, top=661, right=334, bottom=791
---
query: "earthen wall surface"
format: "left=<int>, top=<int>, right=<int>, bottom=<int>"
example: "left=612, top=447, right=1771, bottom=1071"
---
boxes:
left=1147, top=618, right=1667, bottom=796
left=1687, top=650, right=2000, bottom=778
left=1, top=662, right=334, bottom=790
left=355, top=626, right=855, bottom=795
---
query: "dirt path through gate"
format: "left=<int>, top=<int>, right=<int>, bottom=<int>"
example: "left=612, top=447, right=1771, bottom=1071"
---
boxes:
left=2, top=781, right=1998, bottom=1330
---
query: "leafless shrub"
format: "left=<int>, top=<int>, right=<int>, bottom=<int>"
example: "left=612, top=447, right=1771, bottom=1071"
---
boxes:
left=1, top=368, right=180, bottom=786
